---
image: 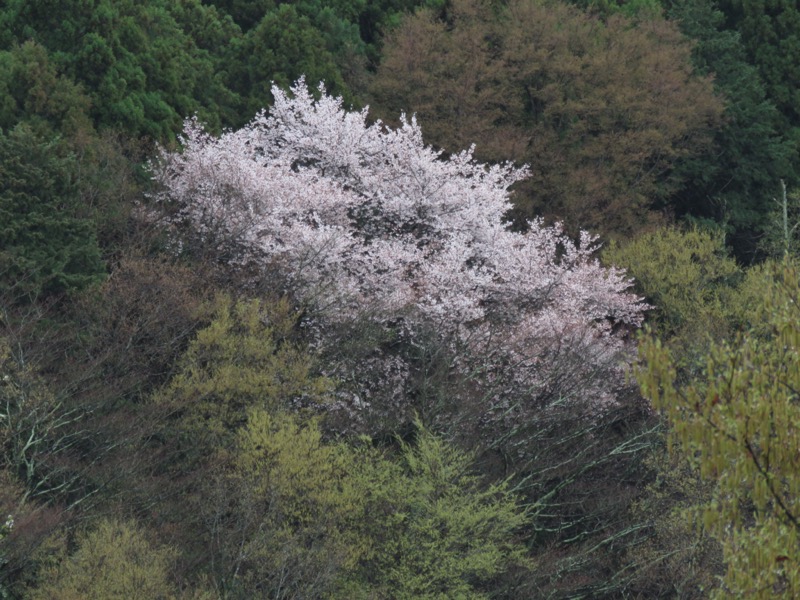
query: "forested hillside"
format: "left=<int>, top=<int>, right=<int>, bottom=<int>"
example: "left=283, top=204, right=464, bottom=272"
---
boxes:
left=1, top=0, right=799, bottom=598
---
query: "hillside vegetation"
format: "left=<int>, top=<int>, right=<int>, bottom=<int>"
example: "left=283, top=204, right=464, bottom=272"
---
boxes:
left=1, top=0, right=800, bottom=597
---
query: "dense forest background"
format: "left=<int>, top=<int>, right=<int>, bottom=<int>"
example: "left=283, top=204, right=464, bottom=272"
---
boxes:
left=2, top=0, right=800, bottom=597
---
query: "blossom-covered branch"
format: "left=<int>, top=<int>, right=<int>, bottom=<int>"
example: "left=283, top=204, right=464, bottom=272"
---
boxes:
left=152, top=79, right=648, bottom=416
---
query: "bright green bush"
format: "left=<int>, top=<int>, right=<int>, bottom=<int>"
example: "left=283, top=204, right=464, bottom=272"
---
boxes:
left=25, top=518, right=207, bottom=600
left=154, top=295, right=332, bottom=452
left=603, top=226, right=740, bottom=338
left=209, top=412, right=529, bottom=599
left=356, top=424, right=529, bottom=599
left=639, top=258, right=800, bottom=598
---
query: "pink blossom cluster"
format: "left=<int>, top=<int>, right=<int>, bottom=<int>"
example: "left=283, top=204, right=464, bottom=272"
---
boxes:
left=153, top=79, right=648, bottom=414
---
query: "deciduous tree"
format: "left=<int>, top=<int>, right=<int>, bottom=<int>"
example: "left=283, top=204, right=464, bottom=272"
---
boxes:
left=25, top=518, right=201, bottom=600
left=153, top=79, right=647, bottom=426
left=639, top=259, right=800, bottom=598
left=370, top=0, right=723, bottom=238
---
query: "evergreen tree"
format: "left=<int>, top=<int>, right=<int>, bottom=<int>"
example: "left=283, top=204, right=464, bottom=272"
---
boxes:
left=0, top=0, right=240, bottom=139
left=0, top=125, right=105, bottom=300
left=716, top=0, right=800, bottom=138
left=227, top=4, right=357, bottom=119
left=0, top=40, right=92, bottom=136
left=664, top=0, right=793, bottom=259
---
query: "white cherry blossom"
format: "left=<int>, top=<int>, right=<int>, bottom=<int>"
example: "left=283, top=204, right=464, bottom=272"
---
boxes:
left=152, top=79, right=648, bottom=418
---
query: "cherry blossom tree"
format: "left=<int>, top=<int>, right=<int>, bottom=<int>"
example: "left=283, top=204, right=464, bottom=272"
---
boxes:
left=151, top=79, right=647, bottom=423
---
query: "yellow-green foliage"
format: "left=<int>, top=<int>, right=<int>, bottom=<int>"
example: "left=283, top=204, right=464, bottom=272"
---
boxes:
left=154, top=295, right=528, bottom=597
left=638, top=259, right=800, bottom=598
left=219, top=409, right=370, bottom=597
left=155, top=295, right=331, bottom=446
left=728, top=258, right=794, bottom=334
left=236, top=409, right=365, bottom=532
left=603, top=226, right=740, bottom=340
left=215, top=413, right=528, bottom=599
left=357, top=425, right=529, bottom=599
left=26, top=519, right=186, bottom=600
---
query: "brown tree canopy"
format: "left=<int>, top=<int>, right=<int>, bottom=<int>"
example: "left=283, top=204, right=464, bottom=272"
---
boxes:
left=370, top=0, right=724, bottom=238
